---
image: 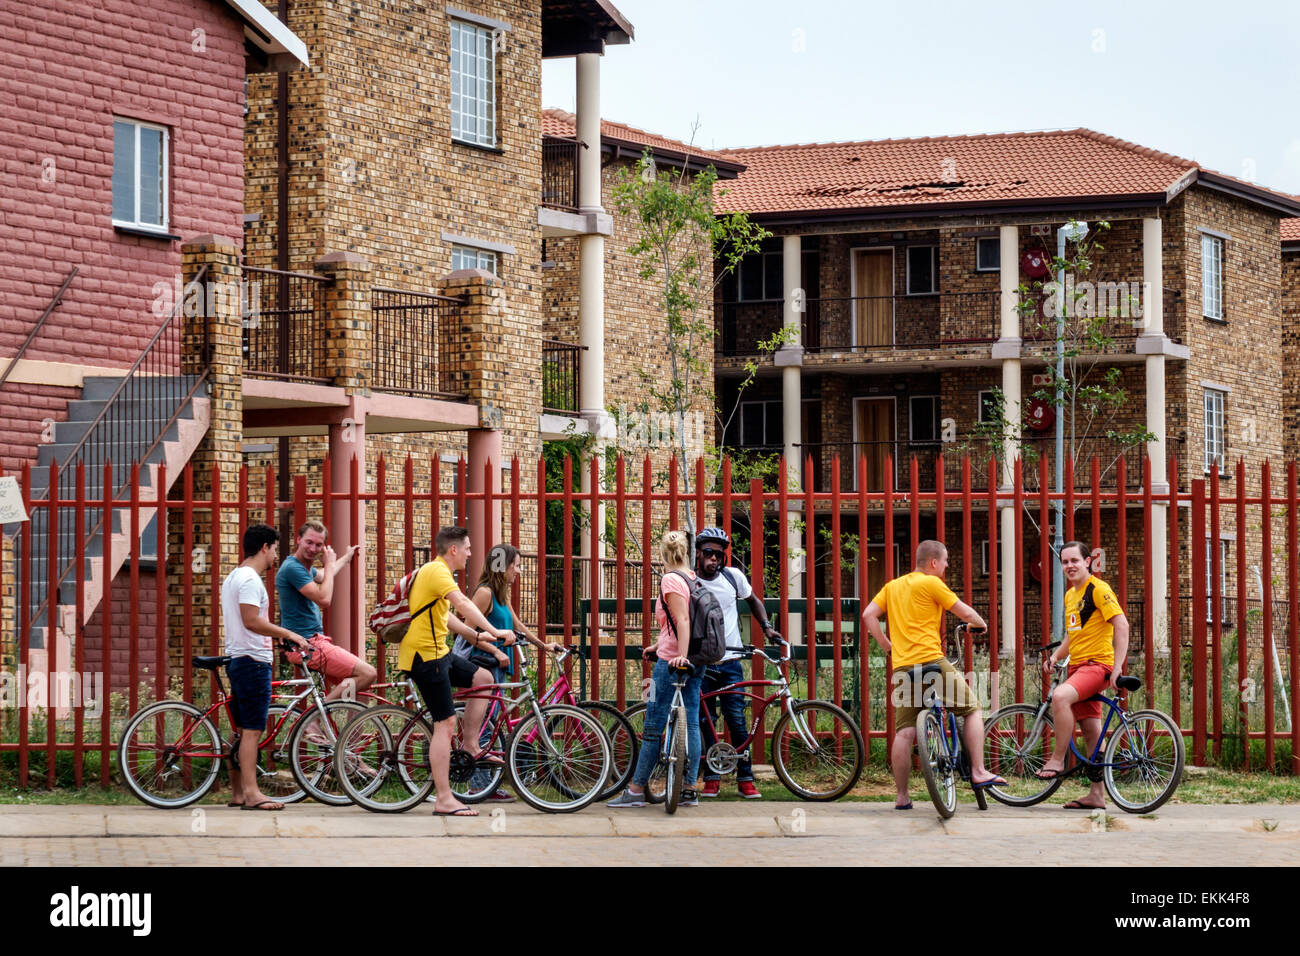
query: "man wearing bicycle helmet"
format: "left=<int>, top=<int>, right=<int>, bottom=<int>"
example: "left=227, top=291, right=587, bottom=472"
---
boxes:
left=862, top=539, right=1004, bottom=810
left=693, top=527, right=784, bottom=799
left=1037, top=541, right=1129, bottom=810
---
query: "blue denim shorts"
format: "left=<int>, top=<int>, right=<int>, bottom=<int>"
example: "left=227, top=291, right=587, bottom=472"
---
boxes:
left=227, top=656, right=272, bottom=731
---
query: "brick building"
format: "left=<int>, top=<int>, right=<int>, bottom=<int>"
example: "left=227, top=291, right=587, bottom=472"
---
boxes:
left=712, top=129, right=1300, bottom=656
left=0, top=0, right=307, bottom=684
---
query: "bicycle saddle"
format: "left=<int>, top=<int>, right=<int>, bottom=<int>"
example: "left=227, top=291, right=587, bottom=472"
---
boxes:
left=191, top=655, right=232, bottom=671
left=907, top=663, right=946, bottom=679
left=1116, top=675, right=1142, bottom=692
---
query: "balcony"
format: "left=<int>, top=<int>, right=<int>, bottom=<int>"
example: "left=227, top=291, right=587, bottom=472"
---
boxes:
left=542, top=339, right=585, bottom=414
left=371, top=287, right=467, bottom=399
left=539, top=136, right=611, bottom=237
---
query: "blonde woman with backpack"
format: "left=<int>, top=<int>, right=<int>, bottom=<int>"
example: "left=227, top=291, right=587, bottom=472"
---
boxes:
left=607, top=530, right=705, bottom=809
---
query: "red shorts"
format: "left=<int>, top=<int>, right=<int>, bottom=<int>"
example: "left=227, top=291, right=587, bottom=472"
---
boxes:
left=287, top=634, right=362, bottom=687
left=1064, top=661, right=1112, bottom=721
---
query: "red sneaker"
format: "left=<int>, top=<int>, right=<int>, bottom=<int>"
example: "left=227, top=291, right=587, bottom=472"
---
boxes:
left=700, top=779, right=721, bottom=797
left=738, top=780, right=762, bottom=799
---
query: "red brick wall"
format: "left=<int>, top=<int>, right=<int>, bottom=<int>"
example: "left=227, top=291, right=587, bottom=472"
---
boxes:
left=0, top=383, right=80, bottom=475
left=0, top=0, right=247, bottom=375
left=81, top=568, right=163, bottom=693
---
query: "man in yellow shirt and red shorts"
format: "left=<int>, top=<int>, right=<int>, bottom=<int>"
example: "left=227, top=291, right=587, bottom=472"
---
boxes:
left=1036, top=540, right=1130, bottom=810
left=862, top=539, right=1006, bottom=810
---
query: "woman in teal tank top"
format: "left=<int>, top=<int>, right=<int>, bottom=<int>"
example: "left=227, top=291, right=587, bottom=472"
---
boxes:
left=465, top=543, right=564, bottom=682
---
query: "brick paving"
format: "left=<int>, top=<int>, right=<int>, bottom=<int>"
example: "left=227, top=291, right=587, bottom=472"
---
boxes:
left=0, top=802, right=1295, bottom=866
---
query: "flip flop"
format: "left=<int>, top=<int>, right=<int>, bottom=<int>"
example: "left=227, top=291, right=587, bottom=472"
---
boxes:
left=1035, top=768, right=1065, bottom=780
left=1063, top=800, right=1105, bottom=810
left=894, top=802, right=913, bottom=810
left=433, top=807, right=480, bottom=817
left=226, top=801, right=244, bottom=808
left=240, top=799, right=284, bottom=811
left=971, top=776, right=1008, bottom=789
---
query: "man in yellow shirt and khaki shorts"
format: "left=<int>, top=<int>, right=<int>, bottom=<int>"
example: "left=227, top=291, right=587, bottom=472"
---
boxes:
left=862, top=540, right=1005, bottom=810
left=1036, top=540, right=1130, bottom=810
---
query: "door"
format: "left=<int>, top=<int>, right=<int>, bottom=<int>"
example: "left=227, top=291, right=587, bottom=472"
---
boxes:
left=853, top=250, right=892, bottom=347
left=856, top=398, right=896, bottom=492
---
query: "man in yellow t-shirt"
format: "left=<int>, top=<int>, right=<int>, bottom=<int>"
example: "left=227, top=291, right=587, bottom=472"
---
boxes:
left=401, top=526, right=514, bottom=818
left=862, top=540, right=1003, bottom=810
left=1038, top=540, right=1129, bottom=810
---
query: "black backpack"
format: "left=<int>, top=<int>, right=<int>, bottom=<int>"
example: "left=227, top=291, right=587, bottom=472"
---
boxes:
left=660, top=570, right=727, bottom=666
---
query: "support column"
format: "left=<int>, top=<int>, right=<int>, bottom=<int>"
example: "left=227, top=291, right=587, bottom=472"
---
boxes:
left=1143, top=216, right=1169, bottom=654
left=467, top=427, right=503, bottom=588
left=171, top=235, right=243, bottom=668
left=779, top=234, right=805, bottom=626
left=997, top=225, right=1020, bottom=662
left=318, top=251, right=372, bottom=656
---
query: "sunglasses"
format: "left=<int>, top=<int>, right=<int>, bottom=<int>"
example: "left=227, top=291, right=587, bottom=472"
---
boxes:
left=699, top=548, right=726, bottom=559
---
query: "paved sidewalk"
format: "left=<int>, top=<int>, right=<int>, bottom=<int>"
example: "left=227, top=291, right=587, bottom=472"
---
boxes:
left=0, top=802, right=1295, bottom=866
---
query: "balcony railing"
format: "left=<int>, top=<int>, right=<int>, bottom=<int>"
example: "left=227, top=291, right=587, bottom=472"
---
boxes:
left=542, top=136, right=580, bottom=212
left=242, top=265, right=332, bottom=382
left=719, top=292, right=999, bottom=356
left=371, top=287, right=467, bottom=399
left=542, top=339, right=585, bottom=414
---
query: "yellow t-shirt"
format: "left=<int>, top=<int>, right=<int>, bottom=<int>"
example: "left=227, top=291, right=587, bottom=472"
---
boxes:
left=872, top=571, right=959, bottom=670
left=1064, top=575, right=1123, bottom=668
left=398, top=557, right=457, bottom=671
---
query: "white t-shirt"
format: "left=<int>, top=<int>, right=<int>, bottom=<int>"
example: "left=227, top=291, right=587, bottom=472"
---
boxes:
left=695, top=567, right=753, bottom=661
left=221, top=565, right=273, bottom=663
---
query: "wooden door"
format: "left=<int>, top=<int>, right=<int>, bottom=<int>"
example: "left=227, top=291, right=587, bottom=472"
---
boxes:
left=853, top=250, right=892, bottom=346
left=856, top=398, right=896, bottom=492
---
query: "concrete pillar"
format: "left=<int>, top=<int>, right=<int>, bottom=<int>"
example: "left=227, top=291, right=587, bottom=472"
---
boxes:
left=781, top=234, right=805, bottom=620
left=467, top=427, right=503, bottom=588
left=172, top=235, right=243, bottom=667
left=998, top=225, right=1020, bottom=660
left=327, top=404, right=364, bottom=655
left=576, top=53, right=605, bottom=419
left=1143, top=216, right=1169, bottom=654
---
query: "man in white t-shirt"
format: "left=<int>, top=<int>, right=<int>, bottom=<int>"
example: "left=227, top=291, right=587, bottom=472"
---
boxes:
left=693, top=527, right=784, bottom=799
left=221, top=524, right=310, bottom=811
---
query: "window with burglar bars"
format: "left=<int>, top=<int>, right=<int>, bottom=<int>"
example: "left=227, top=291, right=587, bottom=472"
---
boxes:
left=1203, top=388, right=1226, bottom=472
left=1201, top=234, right=1223, bottom=320
left=451, top=20, right=496, bottom=148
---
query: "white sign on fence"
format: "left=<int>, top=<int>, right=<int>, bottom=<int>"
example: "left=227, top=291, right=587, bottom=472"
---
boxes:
left=0, top=476, right=28, bottom=526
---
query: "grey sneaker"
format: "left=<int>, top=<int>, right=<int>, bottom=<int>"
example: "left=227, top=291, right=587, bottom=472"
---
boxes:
left=678, top=788, right=699, bottom=808
left=607, top=789, right=647, bottom=808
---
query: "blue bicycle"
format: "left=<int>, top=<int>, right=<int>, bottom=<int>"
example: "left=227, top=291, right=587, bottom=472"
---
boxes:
left=982, top=641, right=1185, bottom=813
left=910, top=625, right=991, bottom=818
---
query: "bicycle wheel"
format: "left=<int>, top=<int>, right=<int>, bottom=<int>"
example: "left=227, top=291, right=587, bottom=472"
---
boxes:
left=505, top=704, right=611, bottom=813
left=118, top=701, right=223, bottom=809
left=1103, top=709, right=1185, bottom=813
left=982, top=704, right=1063, bottom=807
left=770, top=700, right=864, bottom=801
left=334, top=705, right=435, bottom=812
left=447, top=703, right=506, bottom=804
left=916, top=710, right=957, bottom=818
left=250, top=705, right=309, bottom=805
left=625, top=702, right=666, bottom=803
left=577, top=700, right=638, bottom=800
left=664, top=706, right=687, bottom=815
left=288, top=700, right=368, bottom=805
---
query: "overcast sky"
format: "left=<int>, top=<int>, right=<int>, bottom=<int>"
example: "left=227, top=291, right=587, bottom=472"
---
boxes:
left=542, top=0, right=1300, bottom=195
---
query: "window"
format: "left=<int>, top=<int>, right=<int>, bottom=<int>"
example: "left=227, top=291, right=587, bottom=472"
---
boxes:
left=451, top=244, right=497, bottom=274
left=112, top=118, right=168, bottom=232
left=451, top=19, right=496, bottom=147
left=736, top=251, right=784, bottom=301
left=739, top=400, right=783, bottom=448
left=909, top=396, right=940, bottom=443
left=906, top=246, right=938, bottom=295
left=976, top=237, right=1000, bottom=272
left=978, top=390, right=999, bottom=425
left=1205, top=538, right=1228, bottom=622
left=1201, top=234, right=1223, bottom=320
left=1203, top=388, right=1226, bottom=472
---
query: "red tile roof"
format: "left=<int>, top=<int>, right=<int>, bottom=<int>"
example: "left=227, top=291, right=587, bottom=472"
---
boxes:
left=1283, top=218, right=1300, bottom=243
left=712, top=128, right=1300, bottom=219
left=542, top=109, right=744, bottom=173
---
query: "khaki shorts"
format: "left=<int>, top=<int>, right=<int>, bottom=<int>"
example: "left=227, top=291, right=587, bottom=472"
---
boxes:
left=891, top=658, right=978, bottom=729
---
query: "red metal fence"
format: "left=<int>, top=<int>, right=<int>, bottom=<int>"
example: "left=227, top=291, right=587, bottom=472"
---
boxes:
left=2, top=451, right=1297, bottom=787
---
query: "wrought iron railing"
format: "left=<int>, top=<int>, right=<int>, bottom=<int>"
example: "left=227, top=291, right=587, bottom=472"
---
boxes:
left=241, top=265, right=331, bottom=382
left=541, top=136, right=580, bottom=212
left=371, top=287, right=467, bottom=399
left=542, top=339, right=584, bottom=413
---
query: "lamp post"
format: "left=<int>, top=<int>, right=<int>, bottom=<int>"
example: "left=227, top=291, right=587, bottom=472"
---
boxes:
left=1054, top=221, right=1088, bottom=640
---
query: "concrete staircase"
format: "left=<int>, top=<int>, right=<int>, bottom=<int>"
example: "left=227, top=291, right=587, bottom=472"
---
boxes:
left=14, top=375, right=210, bottom=679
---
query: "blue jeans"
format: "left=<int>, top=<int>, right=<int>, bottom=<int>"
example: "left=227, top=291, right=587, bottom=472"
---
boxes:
left=631, top=660, right=704, bottom=789
left=699, top=658, right=754, bottom=782
left=469, top=664, right=509, bottom=792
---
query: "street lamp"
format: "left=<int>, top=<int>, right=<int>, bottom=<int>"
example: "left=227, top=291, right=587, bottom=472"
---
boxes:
left=1053, top=221, right=1088, bottom=641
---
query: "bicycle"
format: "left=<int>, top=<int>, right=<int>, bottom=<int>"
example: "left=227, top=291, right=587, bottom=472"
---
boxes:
left=117, top=645, right=368, bottom=809
left=908, top=625, right=992, bottom=818
left=637, top=661, right=695, bottom=814
left=625, top=641, right=865, bottom=801
left=332, top=661, right=613, bottom=814
left=982, top=641, right=1185, bottom=813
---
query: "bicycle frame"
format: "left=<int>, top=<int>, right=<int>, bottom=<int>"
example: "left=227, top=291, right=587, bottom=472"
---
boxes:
left=178, top=663, right=331, bottom=759
left=699, top=650, right=821, bottom=755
